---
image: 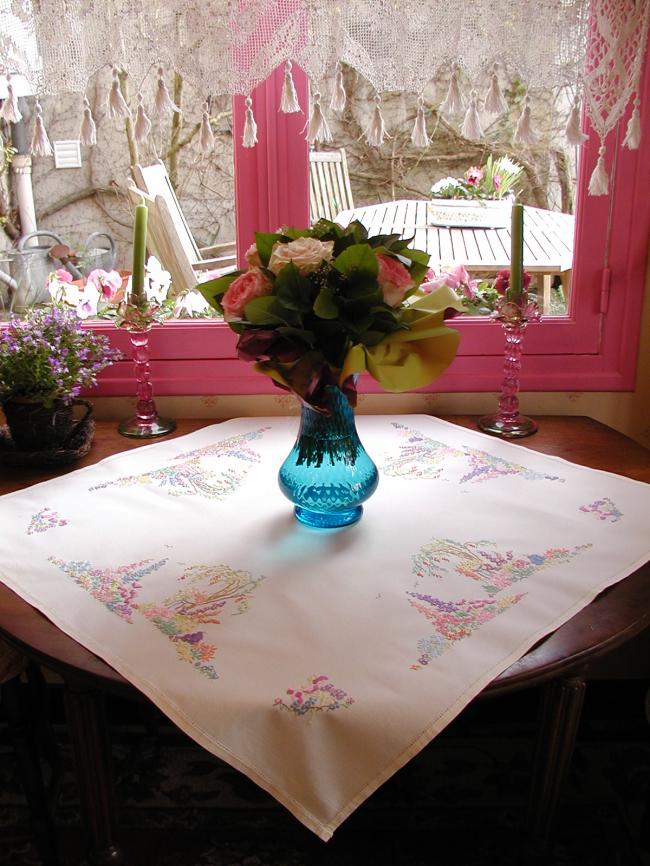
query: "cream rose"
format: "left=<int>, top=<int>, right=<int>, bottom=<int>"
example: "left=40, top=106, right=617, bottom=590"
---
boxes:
left=268, top=237, right=334, bottom=275
left=244, top=243, right=262, bottom=268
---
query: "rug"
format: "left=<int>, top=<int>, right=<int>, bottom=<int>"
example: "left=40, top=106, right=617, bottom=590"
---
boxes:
left=1, top=683, right=648, bottom=866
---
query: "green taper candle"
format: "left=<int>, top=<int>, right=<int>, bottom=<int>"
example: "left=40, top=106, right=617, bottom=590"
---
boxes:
left=509, top=202, right=524, bottom=301
left=131, top=197, right=148, bottom=306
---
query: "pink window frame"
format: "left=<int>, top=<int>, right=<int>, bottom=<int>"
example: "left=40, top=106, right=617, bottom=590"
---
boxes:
left=83, top=33, right=650, bottom=397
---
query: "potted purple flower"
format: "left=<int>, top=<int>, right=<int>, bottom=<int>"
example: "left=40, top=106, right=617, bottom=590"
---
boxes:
left=0, top=306, right=121, bottom=452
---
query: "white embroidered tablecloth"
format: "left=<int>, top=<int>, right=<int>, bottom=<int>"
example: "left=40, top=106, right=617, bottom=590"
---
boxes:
left=1, top=415, right=649, bottom=840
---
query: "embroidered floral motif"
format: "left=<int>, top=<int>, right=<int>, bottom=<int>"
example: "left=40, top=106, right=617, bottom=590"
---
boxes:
left=384, top=423, right=564, bottom=484
left=412, top=538, right=591, bottom=595
left=381, top=424, right=463, bottom=478
left=89, top=429, right=268, bottom=499
left=459, top=448, right=564, bottom=485
left=27, top=508, right=68, bottom=535
left=89, top=460, right=247, bottom=499
left=48, top=556, right=167, bottom=621
left=579, top=497, right=623, bottom=522
left=274, top=675, right=354, bottom=716
left=173, top=428, right=269, bottom=461
left=138, top=564, right=265, bottom=679
left=407, top=593, right=525, bottom=668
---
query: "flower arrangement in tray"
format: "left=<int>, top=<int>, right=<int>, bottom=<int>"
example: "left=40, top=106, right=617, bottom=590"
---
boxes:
left=198, top=218, right=464, bottom=412
left=47, top=257, right=212, bottom=322
left=426, top=264, right=540, bottom=322
left=430, top=155, right=523, bottom=202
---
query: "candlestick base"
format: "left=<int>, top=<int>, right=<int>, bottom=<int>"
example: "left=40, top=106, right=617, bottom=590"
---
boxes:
left=477, top=413, right=538, bottom=439
left=118, top=415, right=177, bottom=439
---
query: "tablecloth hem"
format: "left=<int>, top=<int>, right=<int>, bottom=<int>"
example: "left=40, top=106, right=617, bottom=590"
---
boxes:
left=2, top=544, right=648, bottom=842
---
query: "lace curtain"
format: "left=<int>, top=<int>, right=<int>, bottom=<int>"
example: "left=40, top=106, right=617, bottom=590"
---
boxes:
left=0, top=0, right=648, bottom=193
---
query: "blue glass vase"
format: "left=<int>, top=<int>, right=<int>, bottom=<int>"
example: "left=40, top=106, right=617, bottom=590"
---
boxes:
left=278, top=386, right=379, bottom=528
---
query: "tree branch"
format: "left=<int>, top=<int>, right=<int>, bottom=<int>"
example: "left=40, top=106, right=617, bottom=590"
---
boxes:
left=37, top=185, right=118, bottom=221
left=168, top=72, right=184, bottom=190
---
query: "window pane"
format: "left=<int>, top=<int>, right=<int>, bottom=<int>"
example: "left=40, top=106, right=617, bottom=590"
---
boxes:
left=313, top=66, right=580, bottom=318
left=0, top=67, right=235, bottom=321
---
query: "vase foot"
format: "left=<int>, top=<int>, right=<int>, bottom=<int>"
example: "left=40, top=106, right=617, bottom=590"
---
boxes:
left=118, top=416, right=177, bottom=439
left=477, top=414, right=538, bottom=439
left=294, top=505, right=363, bottom=529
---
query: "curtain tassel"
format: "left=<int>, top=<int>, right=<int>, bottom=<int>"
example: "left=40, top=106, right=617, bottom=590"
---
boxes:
left=588, top=145, right=609, bottom=196
left=513, top=96, right=537, bottom=145
left=440, top=64, right=464, bottom=115
left=199, top=102, right=215, bottom=154
left=623, top=98, right=641, bottom=149
left=134, top=93, right=152, bottom=144
left=410, top=96, right=430, bottom=147
left=330, top=64, right=347, bottom=113
left=565, top=99, right=588, bottom=146
left=0, top=74, right=22, bottom=123
left=306, top=91, right=333, bottom=144
left=79, top=96, right=97, bottom=146
left=107, top=67, right=131, bottom=120
left=366, top=94, right=387, bottom=147
left=280, top=60, right=301, bottom=113
left=154, top=67, right=181, bottom=118
left=242, top=96, right=258, bottom=148
left=461, top=91, right=482, bottom=140
left=484, top=67, right=507, bottom=115
left=30, top=100, right=53, bottom=157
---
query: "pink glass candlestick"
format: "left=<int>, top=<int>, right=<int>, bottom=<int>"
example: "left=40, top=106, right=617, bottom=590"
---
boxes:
left=478, top=319, right=538, bottom=439
left=118, top=325, right=176, bottom=438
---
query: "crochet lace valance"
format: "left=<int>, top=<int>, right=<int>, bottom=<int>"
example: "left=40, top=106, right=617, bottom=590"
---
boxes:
left=0, top=0, right=648, bottom=195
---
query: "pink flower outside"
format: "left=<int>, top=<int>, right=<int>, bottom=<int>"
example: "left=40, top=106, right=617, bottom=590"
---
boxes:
left=54, top=268, right=73, bottom=283
left=221, top=268, right=273, bottom=322
left=376, top=253, right=413, bottom=307
left=87, top=269, right=123, bottom=301
left=422, top=264, right=478, bottom=299
left=465, top=166, right=484, bottom=186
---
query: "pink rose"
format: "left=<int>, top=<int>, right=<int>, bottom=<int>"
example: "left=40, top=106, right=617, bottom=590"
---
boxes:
left=221, top=268, right=273, bottom=322
left=376, top=253, right=413, bottom=307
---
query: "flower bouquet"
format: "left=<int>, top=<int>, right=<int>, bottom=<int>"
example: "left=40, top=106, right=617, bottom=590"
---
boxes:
left=199, top=218, right=464, bottom=412
left=199, top=218, right=464, bottom=528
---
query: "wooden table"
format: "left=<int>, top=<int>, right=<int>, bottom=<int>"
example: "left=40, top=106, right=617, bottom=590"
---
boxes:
left=335, top=200, right=575, bottom=313
left=0, top=417, right=648, bottom=865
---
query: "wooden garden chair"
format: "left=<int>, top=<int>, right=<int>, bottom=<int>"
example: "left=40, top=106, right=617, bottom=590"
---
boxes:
left=126, top=180, right=235, bottom=294
left=309, top=148, right=354, bottom=223
left=131, top=161, right=236, bottom=289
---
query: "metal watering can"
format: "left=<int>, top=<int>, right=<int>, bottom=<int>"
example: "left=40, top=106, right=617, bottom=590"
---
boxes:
left=0, top=230, right=116, bottom=316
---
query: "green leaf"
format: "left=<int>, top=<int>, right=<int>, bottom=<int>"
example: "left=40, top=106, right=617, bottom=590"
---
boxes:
left=313, top=286, right=339, bottom=319
left=274, top=262, right=314, bottom=312
left=276, top=325, right=315, bottom=347
left=243, top=295, right=285, bottom=325
left=197, top=271, right=241, bottom=313
left=254, top=232, right=283, bottom=266
left=332, top=243, right=379, bottom=279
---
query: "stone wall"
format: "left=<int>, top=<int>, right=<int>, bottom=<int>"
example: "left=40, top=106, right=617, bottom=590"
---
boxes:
left=3, top=64, right=575, bottom=269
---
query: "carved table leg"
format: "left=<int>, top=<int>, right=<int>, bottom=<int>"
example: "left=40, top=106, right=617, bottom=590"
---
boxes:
left=527, top=675, right=586, bottom=842
left=63, top=685, right=124, bottom=865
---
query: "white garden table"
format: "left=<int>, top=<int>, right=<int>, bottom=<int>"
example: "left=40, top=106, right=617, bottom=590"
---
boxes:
left=335, top=200, right=575, bottom=313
